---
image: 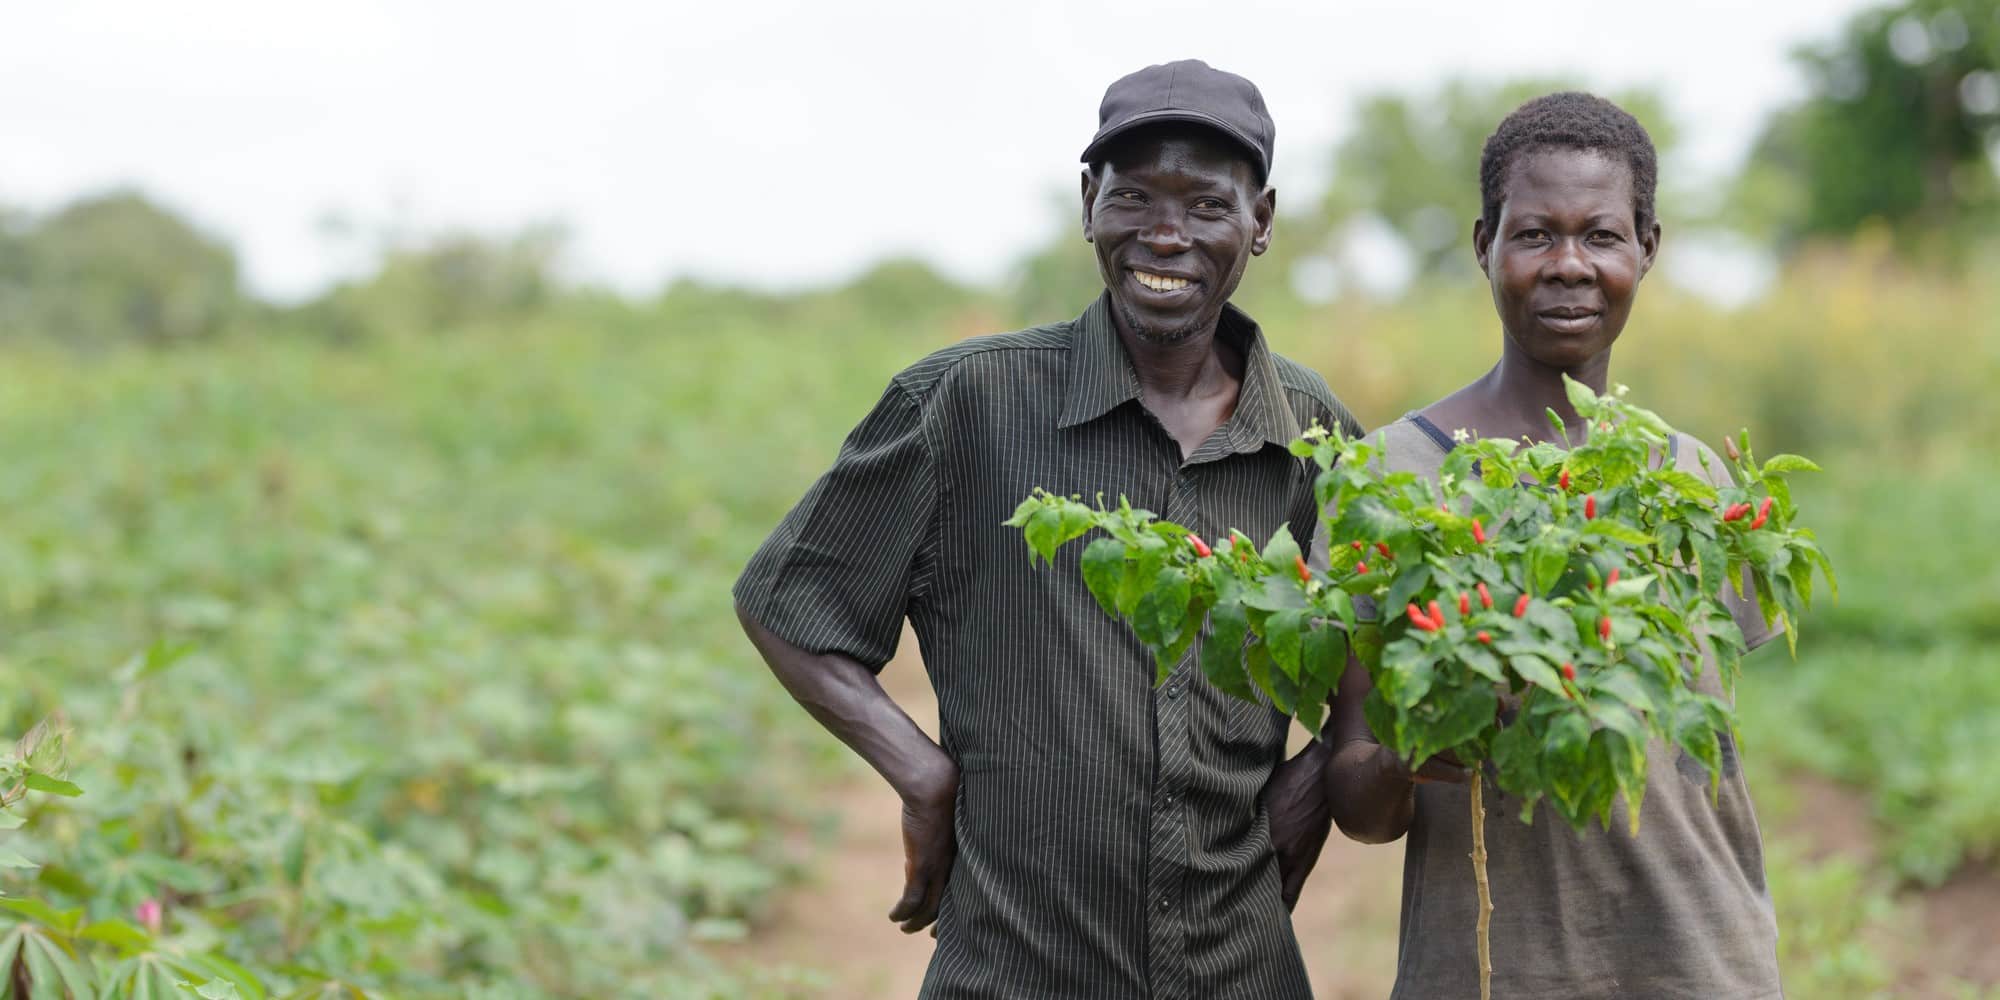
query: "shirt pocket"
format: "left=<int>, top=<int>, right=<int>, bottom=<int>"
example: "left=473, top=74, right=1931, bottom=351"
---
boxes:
left=1219, top=695, right=1288, bottom=762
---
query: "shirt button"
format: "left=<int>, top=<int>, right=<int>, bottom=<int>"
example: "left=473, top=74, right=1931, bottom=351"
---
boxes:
left=1158, top=897, right=1172, bottom=912
left=1165, top=684, right=1181, bottom=699
left=1162, top=792, right=1177, bottom=806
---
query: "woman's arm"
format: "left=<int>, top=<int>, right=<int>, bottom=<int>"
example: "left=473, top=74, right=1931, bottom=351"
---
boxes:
left=1325, top=652, right=1468, bottom=844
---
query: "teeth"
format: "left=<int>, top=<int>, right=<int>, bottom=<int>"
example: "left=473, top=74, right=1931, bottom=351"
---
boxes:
left=1134, top=270, right=1191, bottom=292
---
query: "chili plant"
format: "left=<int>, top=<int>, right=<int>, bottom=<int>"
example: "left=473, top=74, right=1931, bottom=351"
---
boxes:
left=1008, top=377, right=1835, bottom=999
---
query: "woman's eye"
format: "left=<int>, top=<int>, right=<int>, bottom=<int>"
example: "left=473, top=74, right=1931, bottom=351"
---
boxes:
left=1517, top=230, right=1549, bottom=243
left=1589, top=230, right=1622, bottom=243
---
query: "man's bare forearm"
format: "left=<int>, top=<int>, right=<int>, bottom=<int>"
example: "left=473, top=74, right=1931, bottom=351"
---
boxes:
left=735, top=603, right=955, bottom=807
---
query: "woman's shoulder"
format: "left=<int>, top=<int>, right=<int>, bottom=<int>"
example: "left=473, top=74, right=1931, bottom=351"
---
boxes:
left=1364, top=416, right=1453, bottom=477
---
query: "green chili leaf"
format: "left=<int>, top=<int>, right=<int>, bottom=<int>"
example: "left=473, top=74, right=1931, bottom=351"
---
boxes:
left=1201, top=602, right=1255, bottom=701
left=1078, top=537, right=1126, bottom=617
left=1759, top=454, right=1822, bottom=475
left=1022, top=506, right=1064, bottom=565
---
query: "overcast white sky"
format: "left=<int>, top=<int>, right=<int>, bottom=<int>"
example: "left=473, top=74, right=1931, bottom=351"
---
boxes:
left=2, top=0, right=1874, bottom=300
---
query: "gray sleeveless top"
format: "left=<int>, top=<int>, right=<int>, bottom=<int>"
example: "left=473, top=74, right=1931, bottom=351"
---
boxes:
left=1372, top=417, right=1784, bottom=1000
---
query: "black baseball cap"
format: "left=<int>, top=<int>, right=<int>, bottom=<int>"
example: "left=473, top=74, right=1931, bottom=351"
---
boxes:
left=1080, top=59, right=1275, bottom=180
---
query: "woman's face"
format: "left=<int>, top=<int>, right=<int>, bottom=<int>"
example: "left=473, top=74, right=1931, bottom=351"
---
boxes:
left=1474, top=149, right=1659, bottom=371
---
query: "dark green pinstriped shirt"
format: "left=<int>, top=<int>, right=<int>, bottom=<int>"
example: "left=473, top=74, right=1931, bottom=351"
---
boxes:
left=735, top=295, right=1361, bottom=999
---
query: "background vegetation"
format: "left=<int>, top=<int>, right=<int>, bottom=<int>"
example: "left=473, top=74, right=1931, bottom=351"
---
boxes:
left=4, top=0, right=1997, bottom=996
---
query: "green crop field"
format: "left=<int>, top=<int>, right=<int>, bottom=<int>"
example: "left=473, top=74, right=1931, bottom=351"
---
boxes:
left=3, top=245, right=1997, bottom=997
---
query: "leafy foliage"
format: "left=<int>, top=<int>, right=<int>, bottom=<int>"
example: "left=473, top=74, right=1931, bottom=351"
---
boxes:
left=1742, top=640, right=2000, bottom=886
left=1013, top=379, right=1833, bottom=833
left=1737, top=0, right=2000, bottom=251
left=0, top=192, right=241, bottom=347
left=0, top=319, right=891, bottom=998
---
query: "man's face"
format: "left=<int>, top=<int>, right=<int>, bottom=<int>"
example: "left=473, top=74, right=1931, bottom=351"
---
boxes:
left=1082, top=129, right=1274, bottom=345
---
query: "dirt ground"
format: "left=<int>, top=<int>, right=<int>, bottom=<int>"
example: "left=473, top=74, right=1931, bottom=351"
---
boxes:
left=721, top=645, right=1997, bottom=998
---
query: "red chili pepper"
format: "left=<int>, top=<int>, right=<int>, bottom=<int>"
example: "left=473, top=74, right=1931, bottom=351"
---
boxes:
left=1428, top=600, right=1445, bottom=626
left=1187, top=534, right=1212, bottom=558
left=1724, top=436, right=1741, bottom=461
left=1471, top=518, right=1487, bottom=544
left=1599, top=616, right=1614, bottom=643
left=1584, top=495, right=1597, bottom=520
left=1606, top=567, right=1620, bottom=586
left=1560, top=662, right=1577, bottom=681
left=1722, top=503, right=1750, bottom=522
left=1749, top=496, right=1774, bottom=530
left=1355, top=561, right=1368, bottom=575
left=1295, top=554, right=1311, bottom=583
left=1513, top=594, right=1530, bottom=617
left=1376, top=541, right=1392, bottom=559
left=1237, top=546, right=1251, bottom=562
left=1458, top=592, right=1471, bottom=616
left=1406, top=604, right=1440, bottom=632
left=1558, top=469, right=1571, bottom=491
left=1477, top=582, right=1493, bottom=609
left=1351, top=540, right=1365, bottom=551
left=1476, top=630, right=1492, bottom=644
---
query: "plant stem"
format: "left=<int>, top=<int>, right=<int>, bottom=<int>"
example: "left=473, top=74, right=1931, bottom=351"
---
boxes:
left=1471, top=767, right=1493, bottom=1000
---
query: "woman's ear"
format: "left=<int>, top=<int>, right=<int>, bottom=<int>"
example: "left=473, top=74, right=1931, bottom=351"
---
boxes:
left=1639, top=220, right=1661, bottom=277
left=1472, top=217, right=1493, bottom=275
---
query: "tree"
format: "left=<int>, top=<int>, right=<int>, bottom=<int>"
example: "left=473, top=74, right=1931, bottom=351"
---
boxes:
left=0, top=192, right=241, bottom=346
left=296, top=224, right=568, bottom=340
left=1734, top=0, right=2000, bottom=250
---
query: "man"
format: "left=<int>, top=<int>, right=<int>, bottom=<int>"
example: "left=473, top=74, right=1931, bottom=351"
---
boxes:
left=734, top=59, right=1362, bottom=998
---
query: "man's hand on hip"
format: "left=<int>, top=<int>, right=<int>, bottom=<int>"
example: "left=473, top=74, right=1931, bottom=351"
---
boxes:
left=889, top=757, right=959, bottom=934
left=1264, top=740, right=1335, bottom=911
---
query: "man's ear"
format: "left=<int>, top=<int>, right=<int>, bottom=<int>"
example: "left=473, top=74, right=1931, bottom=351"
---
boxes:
left=1472, top=217, right=1492, bottom=275
left=1250, top=185, right=1276, bottom=256
left=1638, top=220, right=1662, bottom=278
left=1080, top=167, right=1098, bottom=242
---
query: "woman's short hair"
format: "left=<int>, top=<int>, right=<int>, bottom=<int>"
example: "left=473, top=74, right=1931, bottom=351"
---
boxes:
left=1479, top=91, right=1658, bottom=232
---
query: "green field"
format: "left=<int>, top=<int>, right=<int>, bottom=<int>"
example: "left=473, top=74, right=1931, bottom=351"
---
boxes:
left=2, top=245, right=1997, bottom=997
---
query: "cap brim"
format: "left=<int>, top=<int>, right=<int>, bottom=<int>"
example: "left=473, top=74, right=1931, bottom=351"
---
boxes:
left=1079, top=109, right=1268, bottom=178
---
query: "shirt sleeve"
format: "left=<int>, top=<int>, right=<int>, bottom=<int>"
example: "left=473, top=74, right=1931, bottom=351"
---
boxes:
left=1682, top=434, right=1779, bottom=653
left=733, top=379, right=937, bottom=671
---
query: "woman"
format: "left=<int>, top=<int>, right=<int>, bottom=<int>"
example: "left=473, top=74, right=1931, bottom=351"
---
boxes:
left=1323, top=93, right=1784, bottom=998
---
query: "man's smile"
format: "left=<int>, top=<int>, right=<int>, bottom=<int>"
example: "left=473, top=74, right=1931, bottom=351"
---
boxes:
left=1131, top=268, right=1197, bottom=294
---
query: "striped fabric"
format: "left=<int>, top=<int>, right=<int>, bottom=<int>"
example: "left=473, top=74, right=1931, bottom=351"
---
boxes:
left=736, top=294, right=1361, bottom=998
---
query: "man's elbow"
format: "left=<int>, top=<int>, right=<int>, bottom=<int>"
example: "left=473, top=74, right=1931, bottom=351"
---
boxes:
left=735, top=600, right=793, bottom=670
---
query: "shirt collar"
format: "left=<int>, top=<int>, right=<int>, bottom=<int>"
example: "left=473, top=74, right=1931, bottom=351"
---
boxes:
left=1057, top=293, right=1301, bottom=454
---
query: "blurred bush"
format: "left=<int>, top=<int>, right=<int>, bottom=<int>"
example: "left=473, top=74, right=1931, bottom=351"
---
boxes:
left=0, top=191, right=241, bottom=347
left=1737, top=0, right=2000, bottom=253
left=286, top=225, right=568, bottom=343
